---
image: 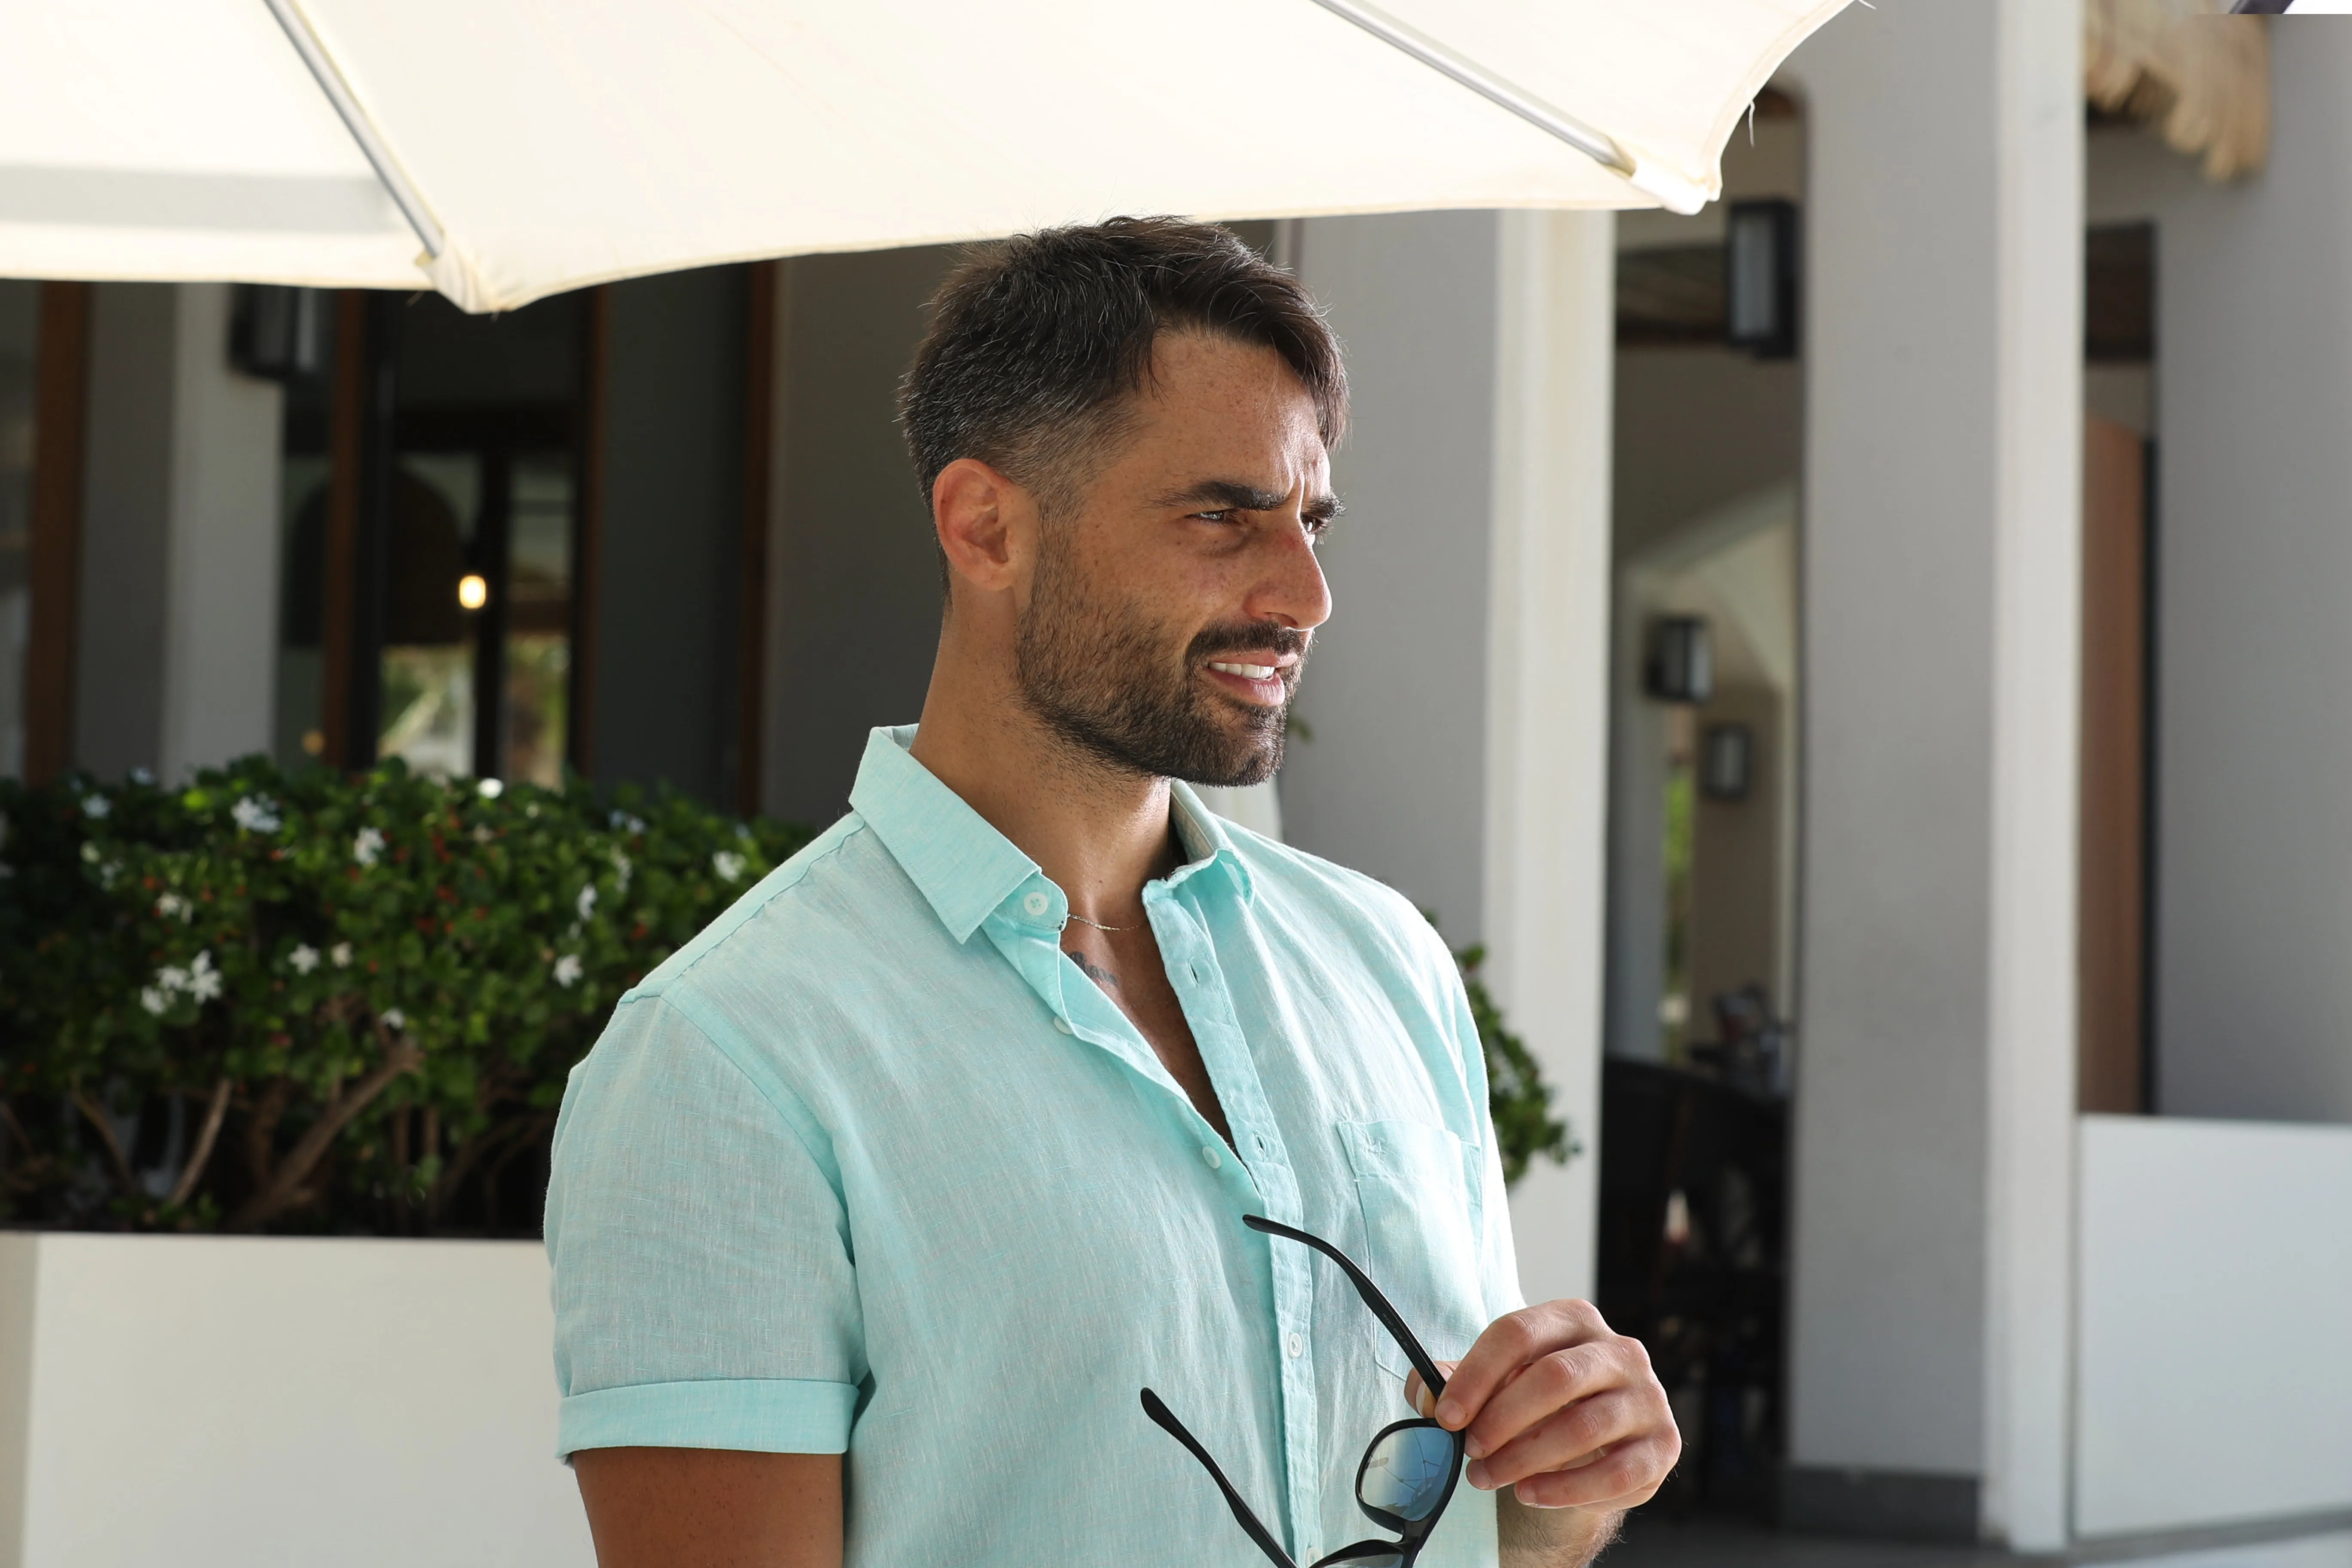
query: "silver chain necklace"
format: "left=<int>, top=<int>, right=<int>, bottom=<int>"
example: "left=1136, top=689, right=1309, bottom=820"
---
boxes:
left=1065, top=912, right=1132, bottom=934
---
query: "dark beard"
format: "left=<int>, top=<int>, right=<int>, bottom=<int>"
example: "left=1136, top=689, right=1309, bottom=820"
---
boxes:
left=1014, top=531, right=1307, bottom=788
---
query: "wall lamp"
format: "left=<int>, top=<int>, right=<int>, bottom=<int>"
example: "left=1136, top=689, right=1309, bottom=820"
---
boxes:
left=1645, top=616, right=1714, bottom=704
left=229, top=285, right=332, bottom=382
left=1701, top=722, right=1755, bottom=801
left=1726, top=199, right=1798, bottom=360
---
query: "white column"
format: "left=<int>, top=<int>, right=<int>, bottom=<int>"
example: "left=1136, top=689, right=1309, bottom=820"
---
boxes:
left=158, top=283, right=283, bottom=781
left=1485, top=210, right=1615, bottom=1307
left=1784, top=0, right=2082, bottom=1545
left=1981, top=0, right=2083, bottom=1548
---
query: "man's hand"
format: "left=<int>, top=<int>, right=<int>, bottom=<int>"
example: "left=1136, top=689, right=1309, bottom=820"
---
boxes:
left=1405, top=1300, right=1678, bottom=1566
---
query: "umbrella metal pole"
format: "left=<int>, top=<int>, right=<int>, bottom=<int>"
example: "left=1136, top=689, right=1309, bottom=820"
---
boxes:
left=263, top=0, right=446, bottom=260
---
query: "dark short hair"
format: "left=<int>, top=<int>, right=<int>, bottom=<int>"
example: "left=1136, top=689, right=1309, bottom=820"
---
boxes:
left=899, top=217, right=1348, bottom=511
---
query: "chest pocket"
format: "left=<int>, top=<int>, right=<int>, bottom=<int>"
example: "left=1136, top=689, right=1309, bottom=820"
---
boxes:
left=1338, top=1118, right=1490, bottom=1383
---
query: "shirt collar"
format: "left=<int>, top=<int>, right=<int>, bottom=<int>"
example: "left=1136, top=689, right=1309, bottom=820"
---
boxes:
left=849, top=726, right=1259, bottom=943
left=849, top=727, right=1040, bottom=943
left=1167, top=779, right=1256, bottom=904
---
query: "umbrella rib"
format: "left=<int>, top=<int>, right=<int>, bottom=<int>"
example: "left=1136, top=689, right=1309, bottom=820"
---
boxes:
left=1304, top=0, right=1636, bottom=178
left=262, top=0, right=446, bottom=260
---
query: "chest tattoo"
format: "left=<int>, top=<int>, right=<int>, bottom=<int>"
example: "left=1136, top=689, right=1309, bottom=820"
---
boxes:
left=1064, top=947, right=1121, bottom=990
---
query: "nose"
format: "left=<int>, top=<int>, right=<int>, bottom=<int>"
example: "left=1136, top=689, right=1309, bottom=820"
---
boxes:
left=1245, top=511, right=1332, bottom=633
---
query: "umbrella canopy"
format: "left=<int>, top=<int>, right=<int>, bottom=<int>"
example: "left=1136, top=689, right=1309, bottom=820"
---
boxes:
left=0, top=0, right=1851, bottom=313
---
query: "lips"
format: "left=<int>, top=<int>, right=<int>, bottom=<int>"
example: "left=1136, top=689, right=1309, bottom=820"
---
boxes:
left=1201, top=655, right=1294, bottom=706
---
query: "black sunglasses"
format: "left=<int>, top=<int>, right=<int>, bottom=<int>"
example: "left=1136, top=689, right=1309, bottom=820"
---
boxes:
left=1141, top=1214, right=1466, bottom=1568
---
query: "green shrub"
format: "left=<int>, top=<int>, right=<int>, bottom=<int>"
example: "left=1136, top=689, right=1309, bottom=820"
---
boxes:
left=0, top=756, right=810, bottom=1234
left=0, top=754, right=1568, bottom=1232
left=1455, top=944, right=1580, bottom=1186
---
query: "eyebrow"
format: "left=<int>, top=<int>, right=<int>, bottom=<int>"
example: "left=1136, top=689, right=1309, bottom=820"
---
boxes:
left=1157, top=478, right=1346, bottom=524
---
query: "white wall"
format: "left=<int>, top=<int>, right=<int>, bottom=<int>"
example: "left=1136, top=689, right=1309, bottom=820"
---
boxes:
left=157, top=283, right=282, bottom=781
left=1484, top=210, right=1615, bottom=1308
left=2075, top=1116, right=2352, bottom=1538
left=1281, top=212, right=1499, bottom=944
left=1779, top=0, right=2082, bottom=1545
left=76, top=282, right=281, bottom=782
left=0, top=1235, right=588, bottom=1568
left=1283, top=210, right=1613, bottom=1306
left=2087, top=37, right=2352, bottom=1126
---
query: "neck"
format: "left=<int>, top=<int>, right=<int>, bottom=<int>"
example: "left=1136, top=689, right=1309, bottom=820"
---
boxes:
left=909, top=619, right=1182, bottom=928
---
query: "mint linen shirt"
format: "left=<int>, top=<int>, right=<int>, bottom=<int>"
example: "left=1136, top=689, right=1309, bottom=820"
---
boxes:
left=547, top=726, right=1524, bottom=1566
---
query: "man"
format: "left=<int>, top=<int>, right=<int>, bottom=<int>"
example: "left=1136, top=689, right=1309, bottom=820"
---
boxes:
left=548, top=217, right=1677, bottom=1567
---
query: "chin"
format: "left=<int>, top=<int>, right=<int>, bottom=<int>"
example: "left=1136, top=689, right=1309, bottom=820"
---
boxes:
left=1188, top=728, right=1283, bottom=790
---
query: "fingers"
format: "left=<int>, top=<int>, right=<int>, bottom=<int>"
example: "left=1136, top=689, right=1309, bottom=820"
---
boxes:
left=1465, top=1387, right=1645, bottom=1490
left=1433, top=1301, right=1608, bottom=1432
left=1430, top=1299, right=1681, bottom=1516
left=1505, top=1430, right=1679, bottom=1513
left=1463, top=1335, right=1649, bottom=1466
left=1403, top=1361, right=1458, bottom=1420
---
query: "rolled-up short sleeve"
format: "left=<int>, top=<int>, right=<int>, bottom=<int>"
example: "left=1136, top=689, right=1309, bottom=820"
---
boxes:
left=545, top=991, right=864, bottom=1458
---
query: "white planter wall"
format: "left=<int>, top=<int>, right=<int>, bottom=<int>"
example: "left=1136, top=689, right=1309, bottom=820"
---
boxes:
left=2076, top=1116, right=2352, bottom=1538
left=0, top=1234, right=589, bottom=1568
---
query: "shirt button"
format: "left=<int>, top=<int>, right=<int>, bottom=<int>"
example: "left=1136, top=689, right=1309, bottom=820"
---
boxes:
left=1022, top=890, right=1049, bottom=918
left=1286, top=1332, right=1305, bottom=1358
left=1052, top=1016, right=1074, bottom=1035
left=1200, top=1144, right=1222, bottom=1170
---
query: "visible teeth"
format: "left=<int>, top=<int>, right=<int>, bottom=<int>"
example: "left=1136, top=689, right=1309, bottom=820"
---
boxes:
left=1210, top=662, right=1277, bottom=680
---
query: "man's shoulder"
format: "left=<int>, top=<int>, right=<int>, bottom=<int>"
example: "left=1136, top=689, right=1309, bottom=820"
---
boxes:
left=627, top=809, right=928, bottom=1006
left=1220, top=821, right=1453, bottom=969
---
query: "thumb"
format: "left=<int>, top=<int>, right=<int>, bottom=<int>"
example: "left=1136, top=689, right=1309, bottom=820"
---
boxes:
left=1403, top=1361, right=1461, bottom=1419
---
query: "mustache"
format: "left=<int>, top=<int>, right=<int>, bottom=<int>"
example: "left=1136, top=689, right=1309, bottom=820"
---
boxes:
left=1186, top=621, right=1310, bottom=665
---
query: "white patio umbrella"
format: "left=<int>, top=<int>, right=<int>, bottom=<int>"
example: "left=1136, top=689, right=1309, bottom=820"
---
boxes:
left=0, top=0, right=1852, bottom=313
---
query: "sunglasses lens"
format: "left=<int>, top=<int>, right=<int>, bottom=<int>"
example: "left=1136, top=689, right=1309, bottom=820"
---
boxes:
left=1359, top=1424, right=1454, bottom=1523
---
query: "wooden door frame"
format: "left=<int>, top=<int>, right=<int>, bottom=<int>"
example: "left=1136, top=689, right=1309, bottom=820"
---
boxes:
left=25, top=282, right=91, bottom=784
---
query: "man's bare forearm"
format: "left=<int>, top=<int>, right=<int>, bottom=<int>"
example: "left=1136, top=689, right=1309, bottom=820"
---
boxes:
left=1498, top=1494, right=1622, bottom=1568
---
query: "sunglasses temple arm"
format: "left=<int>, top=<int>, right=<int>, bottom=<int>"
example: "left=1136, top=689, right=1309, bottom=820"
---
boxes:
left=1243, top=1215, right=1451, bottom=1403
left=1140, top=1389, right=1301, bottom=1568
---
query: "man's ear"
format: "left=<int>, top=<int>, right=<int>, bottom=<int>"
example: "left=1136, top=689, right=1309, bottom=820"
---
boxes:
left=932, top=457, right=1032, bottom=597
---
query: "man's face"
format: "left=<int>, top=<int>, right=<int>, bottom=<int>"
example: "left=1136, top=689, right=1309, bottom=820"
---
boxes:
left=1013, top=331, right=1335, bottom=788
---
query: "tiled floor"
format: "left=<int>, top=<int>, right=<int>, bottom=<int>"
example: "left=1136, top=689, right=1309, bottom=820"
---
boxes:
left=1602, top=1515, right=2352, bottom=1568
left=1603, top=1515, right=2009, bottom=1568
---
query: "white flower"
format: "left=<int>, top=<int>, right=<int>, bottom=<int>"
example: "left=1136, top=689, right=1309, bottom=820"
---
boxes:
left=477, top=777, right=504, bottom=799
left=609, top=809, right=646, bottom=835
left=352, top=826, right=385, bottom=867
left=230, top=795, right=281, bottom=834
left=79, top=841, right=101, bottom=865
left=735, top=822, right=753, bottom=840
left=187, top=951, right=221, bottom=1003
left=155, top=891, right=190, bottom=921
left=552, top=953, right=584, bottom=988
left=382, top=1008, right=407, bottom=1032
left=575, top=884, right=597, bottom=922
left=140, top=986, right=168, bottom=1016
left=129, top=768, right=153, bottom=785
left=289, top=943, right=320, bottom=975
left=712, top=850, right=747, bottom=882
left=330, top=942, right=353, bottom=969
left=80, top=793, right=111, bottom=820
left=610, top=848, right=633, bottom=891
left=472, top=824, right=496, bottom=844
left=157, top=965, right=189, bottom=994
